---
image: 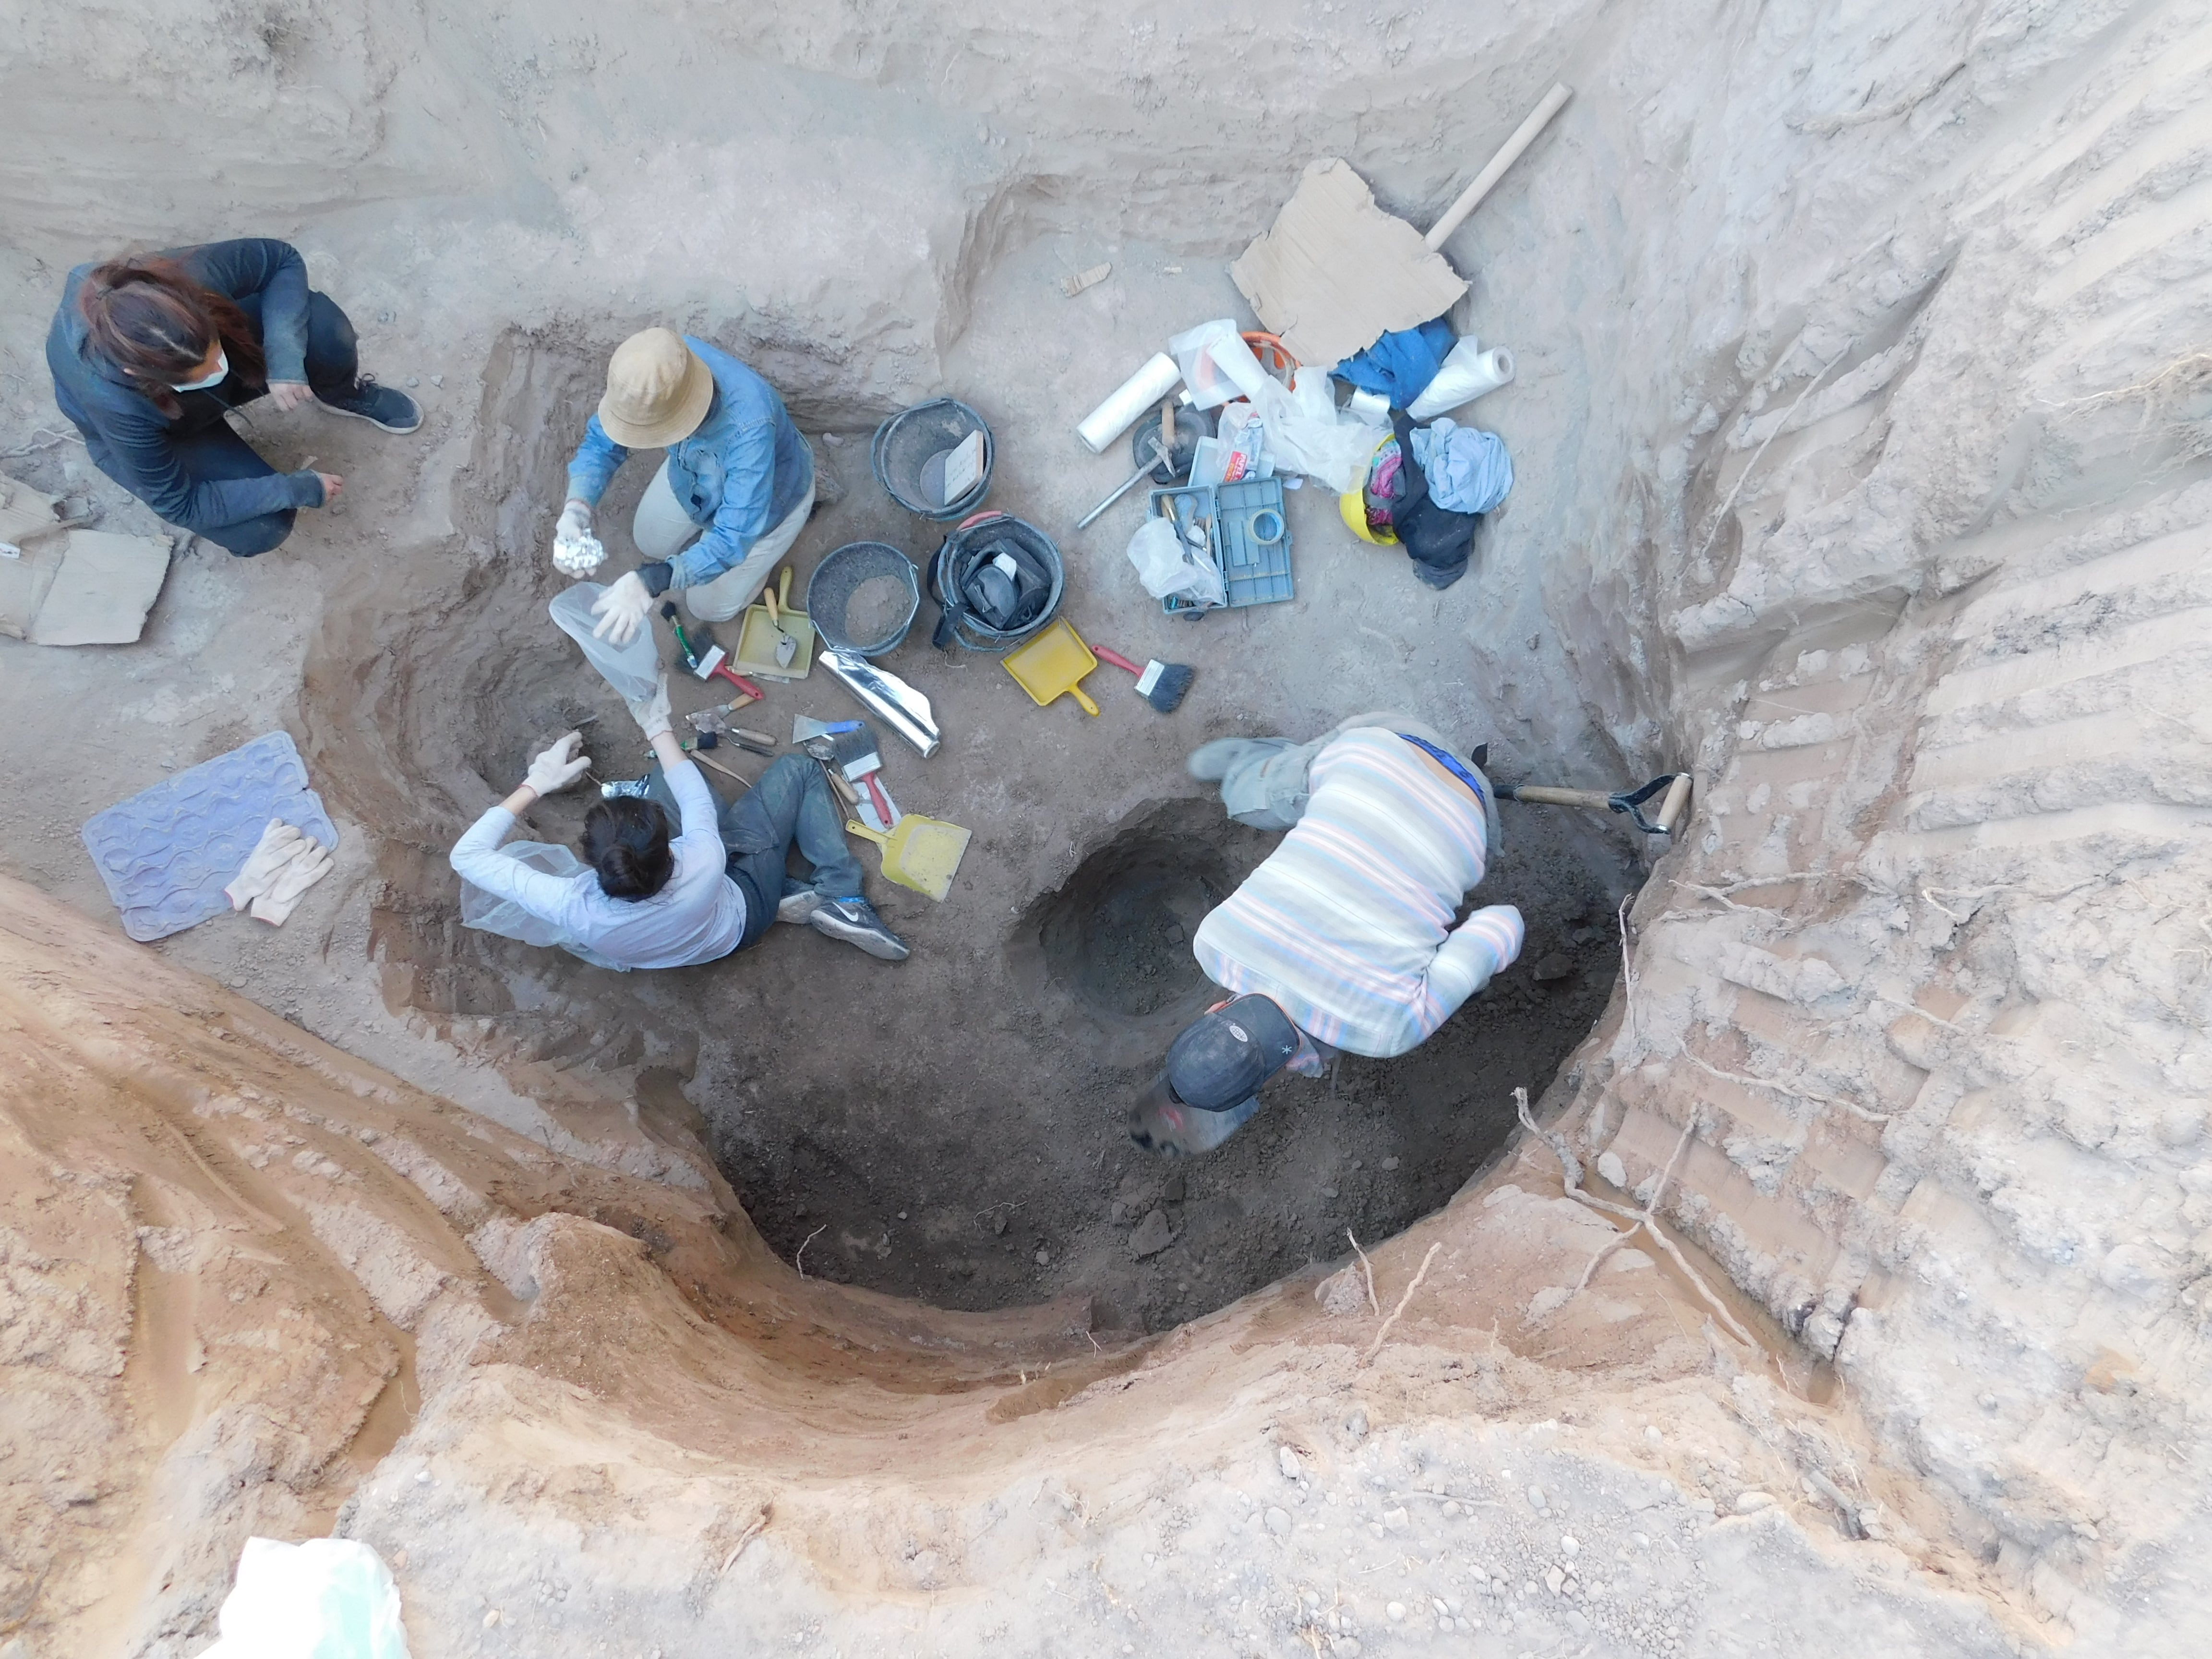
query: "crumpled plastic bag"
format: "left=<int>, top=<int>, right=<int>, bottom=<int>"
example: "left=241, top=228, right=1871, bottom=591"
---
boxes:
left=194, top=1537, right=411, bottom=1659
left=549, top=581, right=661, bottom=705
left=459, top=842, right=628, bottom=971
left=1251, top=368, right=1388, bottom=493
left=1166, top=319, right=1274, bottom=409
left=1126, top=515, right=1226, bottom=607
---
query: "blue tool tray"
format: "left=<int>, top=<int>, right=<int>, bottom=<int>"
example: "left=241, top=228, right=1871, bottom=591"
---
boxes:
left=1152, top=476, right=1294, bottom=616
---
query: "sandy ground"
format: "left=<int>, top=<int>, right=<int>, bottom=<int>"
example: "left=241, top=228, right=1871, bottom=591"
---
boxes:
left=5, top=0, right=2212, bottom=1653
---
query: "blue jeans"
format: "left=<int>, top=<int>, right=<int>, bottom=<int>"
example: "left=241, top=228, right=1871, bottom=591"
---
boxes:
left=176, top=290, right=360, bottom=556
left=647, top=755, right=864, bottom=951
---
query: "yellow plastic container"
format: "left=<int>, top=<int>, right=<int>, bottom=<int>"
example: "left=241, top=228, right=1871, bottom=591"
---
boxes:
left=1001, top=617, right=1100, bottom=715
left=846, top=814, right=972, bottom=902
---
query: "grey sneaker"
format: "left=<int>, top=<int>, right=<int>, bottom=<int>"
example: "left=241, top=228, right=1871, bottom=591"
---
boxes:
left=808, top=896, right=908, bottom=961
left=321, top=375, right=421, bottom=433
left=776, top=883, right=824, bottom=925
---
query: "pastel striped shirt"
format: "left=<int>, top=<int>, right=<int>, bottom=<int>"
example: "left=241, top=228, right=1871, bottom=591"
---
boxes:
left=1192, top=728, right=1524, bottom=1058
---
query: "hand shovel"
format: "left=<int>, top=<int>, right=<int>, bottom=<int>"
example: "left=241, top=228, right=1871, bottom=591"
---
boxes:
left=764, top=567, right=798, bottom=668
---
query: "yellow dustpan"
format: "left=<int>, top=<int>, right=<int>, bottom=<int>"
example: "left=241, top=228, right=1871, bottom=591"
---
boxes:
left=1002, top=617, right=1101, bottom=715
left=846, top=814, right=971, bottom=901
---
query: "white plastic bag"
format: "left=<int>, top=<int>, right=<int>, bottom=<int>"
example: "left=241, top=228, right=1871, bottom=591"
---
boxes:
left=1166, top=319, right=1273, bottom=410
left=459, top=842, right=629, bottom=971
left=1251, top=368, right=1387, bottom=493
left=1405, top=337, right=1515, bottom=420
left=549, top=581, right=661, bottom=704
left=1126, top=516, right=1226, bottom=607
left=195, top=1537, right=411, bottom=1659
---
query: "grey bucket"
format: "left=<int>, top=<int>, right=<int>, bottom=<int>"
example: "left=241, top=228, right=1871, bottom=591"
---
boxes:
left=871, top=397, right=994, bottom=520
left=806, top=541, right=922, bottom=657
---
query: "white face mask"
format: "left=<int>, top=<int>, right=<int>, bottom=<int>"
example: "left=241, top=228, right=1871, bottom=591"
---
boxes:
left=170, top=347, right=229, bottom=393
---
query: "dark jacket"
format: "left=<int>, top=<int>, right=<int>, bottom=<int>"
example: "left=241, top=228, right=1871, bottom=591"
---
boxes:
left=46, top=239, right=326, bottom=531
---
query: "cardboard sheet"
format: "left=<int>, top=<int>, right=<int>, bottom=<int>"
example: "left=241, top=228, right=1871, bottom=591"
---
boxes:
left=1229, top=158, right=1467, bottom=369
left=29, top=529, right=174, bottom=646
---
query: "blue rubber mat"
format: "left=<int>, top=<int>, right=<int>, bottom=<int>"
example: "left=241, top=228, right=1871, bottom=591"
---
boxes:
left=81, top=732, right=338, bottom=941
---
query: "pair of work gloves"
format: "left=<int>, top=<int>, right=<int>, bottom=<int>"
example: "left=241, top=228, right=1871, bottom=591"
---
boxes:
left=223, top=821, right=335, bottom=926
left=554, top=501, right=664, bottom=648
left=519, top=673, right=673, bottom=798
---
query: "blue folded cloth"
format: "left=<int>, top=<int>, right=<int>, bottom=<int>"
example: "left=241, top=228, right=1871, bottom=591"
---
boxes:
left=1409, top=418, right=1513, bottom=515
left=1334, top=318, right=1457, bottom=409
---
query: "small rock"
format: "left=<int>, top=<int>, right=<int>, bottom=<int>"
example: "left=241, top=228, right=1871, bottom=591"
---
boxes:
left=1264, top=1506, right=1292, bottom=1537
left=1597, top=1151, right=1628, bottom=1186
left=1161, top=1171, right=1186, bottom=1202
left=1346, top=1408, right=1368, bottom=1440
left=1380, top=1156, right=1400, bottom=1172
left=1644, top=1427, right=1663, bottom=1444
left=1129, top=1208, right=1174, bottom=1259
left=430, top=374, right=443, bottom=387
left=1385, top=1602, right=1406, bottom=1622
left=1545, top=1566, right=1566, bottom=1595
left=482, top=1610, right=501, bottom=1628
left=1320, top=1185, right=1339, bottom=1199
left=1034, top=1249, right=1050, bottom=1265
left=405, top=375, right=421, bottom=387
left=1527, top=1484, right=1547, bottom=1511
left=1278, top=1446, right=1302, bottom=1480
left=990, top=1213, right=1008, bottom=1235
left=822, top=431, right=843, bottom=445
left=415, top=1470, right=431, bottom=1484
left=1534, top=951, right=1575, bottom=981
left=1560, top=1535, right=1579, bottom=1555
left=1382, top=1506, right=1409, bottom=1532
left=1432, top=1599, right=1450, bottom=1616
left=897, top=1210, right=908, bottom=1219
left=1443, top=1500, right=1460, bottom=1515
left=1735, top=1490, right=1775, bottom=1514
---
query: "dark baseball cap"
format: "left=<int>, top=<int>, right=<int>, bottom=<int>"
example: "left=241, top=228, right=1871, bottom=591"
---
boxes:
left=1163, top=994, right=1302, bottom=1113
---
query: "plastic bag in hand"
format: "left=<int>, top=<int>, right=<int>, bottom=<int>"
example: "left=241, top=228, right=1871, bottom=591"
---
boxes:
left=549, top=582, right=661, bottom=704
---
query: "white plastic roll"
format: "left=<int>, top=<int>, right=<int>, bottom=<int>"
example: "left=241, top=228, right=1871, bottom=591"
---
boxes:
left=1076, top=352, right=1182, bottom=453
left=1406, top=345, right=1515, bottom=421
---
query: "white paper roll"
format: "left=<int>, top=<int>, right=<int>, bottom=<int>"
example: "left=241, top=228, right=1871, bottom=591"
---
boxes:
left=1406, top=344, right=1515, bottom=421
left=1076, top=352, right=1183, bottom=453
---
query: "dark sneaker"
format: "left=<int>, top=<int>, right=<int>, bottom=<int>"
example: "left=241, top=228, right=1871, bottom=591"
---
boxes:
left=807, top=896, right=908, bottom=961
left=322, top=375, right=421, bottom=434
left=776, top=883, right=824, bottom=925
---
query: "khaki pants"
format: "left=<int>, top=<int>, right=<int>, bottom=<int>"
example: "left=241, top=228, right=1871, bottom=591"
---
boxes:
left=634, top=459, right=816, bottom=624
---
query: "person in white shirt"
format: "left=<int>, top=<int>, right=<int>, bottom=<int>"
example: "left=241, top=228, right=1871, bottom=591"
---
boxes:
left=449, top=679, right=906, bottom=970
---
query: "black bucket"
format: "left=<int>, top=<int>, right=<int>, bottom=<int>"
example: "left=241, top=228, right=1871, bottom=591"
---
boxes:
left=871, top=398, right=994, bottom=520
left=928, top=512, right=1063, bottom=653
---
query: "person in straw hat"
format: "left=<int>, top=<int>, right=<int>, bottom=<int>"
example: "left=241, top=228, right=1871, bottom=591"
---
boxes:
left=558, top=327, right=833, bottom=643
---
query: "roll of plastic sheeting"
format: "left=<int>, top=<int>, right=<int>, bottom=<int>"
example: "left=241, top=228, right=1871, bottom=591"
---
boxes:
left=1406, top=342, right=1515, bottom=420
left=1076, top=353, right=1182, bottom=453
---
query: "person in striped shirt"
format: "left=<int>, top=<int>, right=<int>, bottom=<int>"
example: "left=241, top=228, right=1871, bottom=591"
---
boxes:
left=1130, top=713, right=1525, bottom=1157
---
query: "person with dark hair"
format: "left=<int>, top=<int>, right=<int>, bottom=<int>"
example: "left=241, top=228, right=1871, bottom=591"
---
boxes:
left=45, top=238, right=421, bottom=556
left=446, top=677, right=907, bottom=971
left=1128, top=712, right=1524, bottom=1157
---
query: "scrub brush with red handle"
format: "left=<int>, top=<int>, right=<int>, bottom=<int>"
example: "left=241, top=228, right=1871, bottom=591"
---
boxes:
left=1092, top=646, right=1194, bottom=713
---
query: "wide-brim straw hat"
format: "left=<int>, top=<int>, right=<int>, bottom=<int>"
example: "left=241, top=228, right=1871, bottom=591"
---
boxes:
left=598, top=327, right=715, bottom=448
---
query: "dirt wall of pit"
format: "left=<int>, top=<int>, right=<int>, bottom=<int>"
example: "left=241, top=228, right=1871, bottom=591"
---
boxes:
left=3, top=0, right=2212, bottom=1654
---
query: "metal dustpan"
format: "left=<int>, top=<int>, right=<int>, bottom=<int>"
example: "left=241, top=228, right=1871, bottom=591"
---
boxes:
left=1001, top=617, right=1100, bottom=715
left=846, top=814, right=971, bottom=902
left=732, top=566, right=815, bottom=680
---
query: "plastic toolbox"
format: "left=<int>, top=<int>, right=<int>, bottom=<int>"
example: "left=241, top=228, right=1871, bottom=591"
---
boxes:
left=1152, top=475, right=1294, bottom=616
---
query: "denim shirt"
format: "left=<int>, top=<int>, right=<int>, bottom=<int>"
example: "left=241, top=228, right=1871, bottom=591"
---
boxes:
left=564, top=336, right=811, bottom=589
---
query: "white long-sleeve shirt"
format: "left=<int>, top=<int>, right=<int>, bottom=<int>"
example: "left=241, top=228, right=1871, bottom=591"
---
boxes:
left=448, top=759, right=745, bottom=969
left=1192, top=728, right=1524, bottom=1058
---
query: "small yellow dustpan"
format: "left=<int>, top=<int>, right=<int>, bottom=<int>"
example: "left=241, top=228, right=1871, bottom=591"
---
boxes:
left=846, top=814, right=972, bottom=902
left=1002, top=617, right=1101, bottom=715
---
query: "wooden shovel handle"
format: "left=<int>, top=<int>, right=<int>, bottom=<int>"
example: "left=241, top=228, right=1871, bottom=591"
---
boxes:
left=1511, top=786, right=1615, bottom=810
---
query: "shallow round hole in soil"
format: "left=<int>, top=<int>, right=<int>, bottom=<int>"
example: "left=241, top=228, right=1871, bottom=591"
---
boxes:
left=1035, top=835, right=1227, bottom=1021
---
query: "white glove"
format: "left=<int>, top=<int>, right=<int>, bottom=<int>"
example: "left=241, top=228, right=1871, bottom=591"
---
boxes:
left=524, top=731, right=591, bottom=794
left=589, top=570, right=654, bottom=645
left=249, top=837, right=334, bottom=926
left=552, top=500, right=604, bottom=576
left=224, top=820, right=305, bottom=911
left=624, top=674, right=672, bottom=741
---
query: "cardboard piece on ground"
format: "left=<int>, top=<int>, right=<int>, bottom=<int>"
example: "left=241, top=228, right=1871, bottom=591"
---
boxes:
left=24, top=529, right=173, bottom=646
left=0, top=472, right=66, bottom=639
left=1229, top=158, right=1468, bottom=369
